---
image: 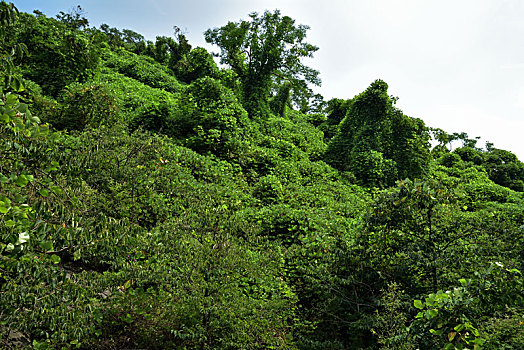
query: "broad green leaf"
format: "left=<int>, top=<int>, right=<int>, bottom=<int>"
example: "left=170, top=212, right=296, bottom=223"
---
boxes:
left=39, top=189, right=49, bottom=197
left=448, top=331, right=457, bottom=341
left=10, top=77, right=23, bottom=92
left=459, top=278, right=467, bottom=287
left=425, top=294, right=436, bottom=307
left=5, top=93, right=17, bottom=104
left=39, top=241, right=53, bottom=251
left=5, top=219, right=15, bottom=227
left=50, top=185, right=63, bottom=195
left=0, top=201, right=9, bottom=214
left=50, top=254, right=61, bottom=264
left=15, top=175, right=29, bottom=187
left=414, top=299, right=424, bottom=309
left=17, top=103, right=28, bottom=113
left=427, top=309, right=438, bottom=318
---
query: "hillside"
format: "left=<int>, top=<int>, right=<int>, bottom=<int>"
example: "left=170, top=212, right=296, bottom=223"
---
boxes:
left=0, top=3, right=523, bottom=349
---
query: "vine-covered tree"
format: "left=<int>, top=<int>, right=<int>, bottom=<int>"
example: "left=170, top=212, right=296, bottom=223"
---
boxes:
left=325, top=80, right=430, bottom=187
left=12, top=11, right=101, bottom=96
left=204, top=10, right=320, bottom=118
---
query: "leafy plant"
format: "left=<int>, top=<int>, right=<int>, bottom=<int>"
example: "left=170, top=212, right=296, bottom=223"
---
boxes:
left=205, top=10, right=320, bottom=117
left=55, top=82, right=119, bottom=130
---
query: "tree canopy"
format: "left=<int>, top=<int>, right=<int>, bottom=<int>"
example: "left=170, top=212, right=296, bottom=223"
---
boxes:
left=205, top=10, right=320, bottom=117
left=325, top=79, right=431, bottom=187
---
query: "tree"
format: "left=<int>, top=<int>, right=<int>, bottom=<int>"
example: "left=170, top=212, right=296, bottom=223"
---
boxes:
left=174, top=47, right=219, bottom=83
left=325, top=80, right=430, bottom=187
left=205, top=10, right=320, bottom=118
left=365, top=179, right=462, bottom=292
left=13, top=11, right=101, bottom=96
left=56, top=5, right=88, bottom=30
left=151, top=29, right=191, bottom=70
left=174, top=77, right=249, bottom=157
left=483, top=148, right=524, bottom=191
left=319, top=98, right=352, bottom=140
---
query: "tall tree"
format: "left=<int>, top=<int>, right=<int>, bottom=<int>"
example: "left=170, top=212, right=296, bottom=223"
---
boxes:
left=204, top=10, right=320, bottom=118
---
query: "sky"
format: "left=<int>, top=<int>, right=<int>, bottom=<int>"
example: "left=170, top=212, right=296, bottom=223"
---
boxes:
left=13, top=0, right=524, bottom=160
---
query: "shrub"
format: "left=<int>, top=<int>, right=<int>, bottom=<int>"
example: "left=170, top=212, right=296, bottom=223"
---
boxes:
left=56, top=82, right=118, bottom=130
left=176, top=77, right=249, bottom=157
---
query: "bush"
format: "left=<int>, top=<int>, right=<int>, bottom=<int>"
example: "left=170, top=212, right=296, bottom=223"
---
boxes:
left=56, top=82, right=118, bottom=130
left=174, top=47, right=219, bottom=83
left=95, top=67, right=179, bottom=122
left=176, top=77, right=249, bottom=157
left=102, top=48, right=183, bottom=93
left=129, top=101, right=177, bottom=135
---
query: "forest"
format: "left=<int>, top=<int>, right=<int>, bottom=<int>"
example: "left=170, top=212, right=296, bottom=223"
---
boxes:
left=0, top=2, right=523, bottom=349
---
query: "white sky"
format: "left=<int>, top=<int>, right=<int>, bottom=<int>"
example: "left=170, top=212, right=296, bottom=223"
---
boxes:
left=14, top=0, right=524, bottom=159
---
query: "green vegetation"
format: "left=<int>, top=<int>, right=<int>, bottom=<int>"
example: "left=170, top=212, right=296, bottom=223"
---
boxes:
left=1, top=3, right=523, bottom=349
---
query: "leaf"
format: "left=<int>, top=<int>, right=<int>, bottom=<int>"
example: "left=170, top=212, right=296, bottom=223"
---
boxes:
left=39, top=189, right=49, bottom=197
left=5, top=219, right=15, bottom=227
left=46, top=161, right=59, bottom=172
left=39, top=241, right=53, bottom=251
left=5, top=93, right=17, bottom=104
left=448, top=331, right=457, bottom=341
left=0, top=201, right=9, bottom=214
left=50, top=185, right=63, bottom=195
left=73, top=249, right=81, bottom=261
left=17, top=103, right=28, bottom=113
left=427, top=309, right=438, bottom=318
left=18, top=232, right=30, bottom=244
left=50, top=255, right=61, bottom=264
left=454, top=324, right=465, bottom=332
left=459, top=278, right=467, bottom=287
left=27, top=112, right=40, bottom=124
left=15, top=174, right=29, bottom=187
left=10, top=77, right=23, bottom=92
left=429, top=329, right=442, bottom=335
left=123, top=280, right=132, bottom=289
left=414, top=299, right=424, bottom=309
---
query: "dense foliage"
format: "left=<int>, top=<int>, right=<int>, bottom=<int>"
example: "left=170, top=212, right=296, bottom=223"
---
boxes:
left=1, top=3, right=523, bottom=349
